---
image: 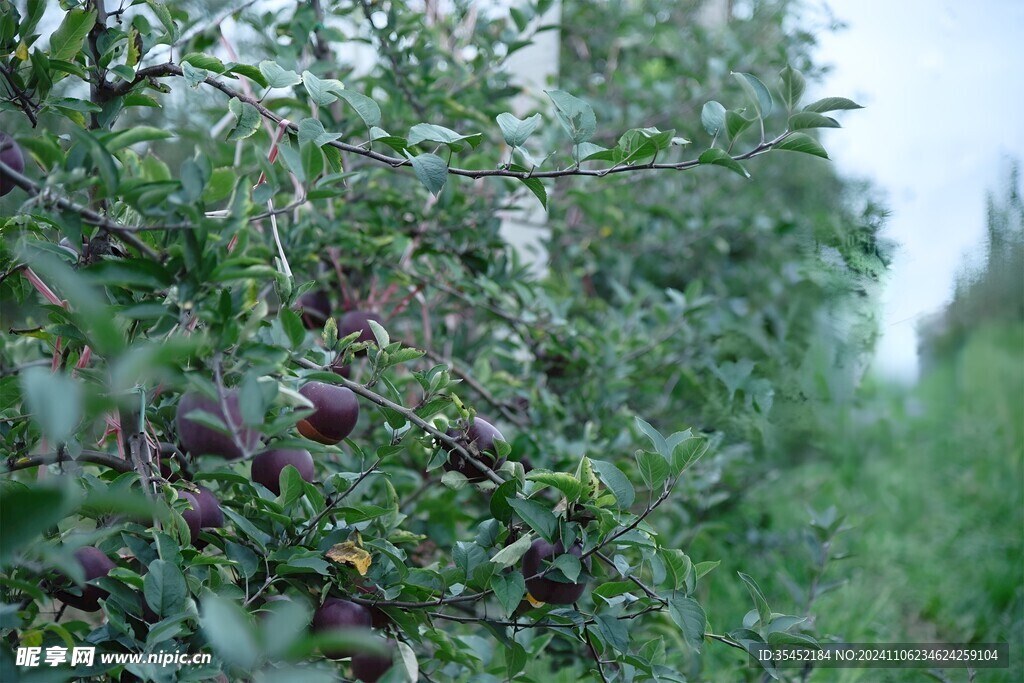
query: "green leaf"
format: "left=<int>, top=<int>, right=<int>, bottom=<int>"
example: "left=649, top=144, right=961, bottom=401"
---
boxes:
left=69, top=127, right=120, bottom=196
left=490, top=534, right=532, bottom=569
left=337, top=90, right=382, bottom=128
left=181, top=52, right=226, bottom=73
left=297, top=118, right=341, bottom=147
left=405, top=152, right=448, bottom=196
left=519, top=176, right=548, bottom=209
left=227, top=63, right=268, bottom=87
left=550, top=552, right=582, bottom=583
left=637, top=451, right=669, bottom=490
left=635, top=417, right=669, bottom=458
left=694, top=560, right=721, bottom=580
left=279, top=307, right=306, bottom=347
left=49, top=10, right=97, bottom=62
left=775, top=133, right=829, bottom=159
left=226, top=98, right=261, bottom=141
left=732, top=72, right=773, bottom=118
left=181, top=62, right=209, bottom=88
left=146, top=1, right=177, bottom=40
left=0, top=484, right=75, bottom=565
left=766, top=631, right=819, bottom=647
left=671, top=436, right=709, bottom=476
left=104, top=127, right=175, bottom=152
left=546, top=89, right=596, bottom=143
left=277, top=139, right=305, bottom=184
left=491, top=572, right=526, bottom=617
left=301, top=141, right=324, bottom=181
left=660, top=549, right=692, bottom=591
left=507, top=498, right=557, bottom=541
left=788, top=112, right=840, bottom=131
left=258, top=60, right=302, bottom=88
left=496, top=112, right=542, bottom=147
left=701, top=101, right=726, bottom=136
left=779, top=65, right=806, bottom=110
left=698, top=148, right=750, bottom=178
left=20, top=367, right=82, bottom=444
left=278, top=465, right=306, bottom=507
left=668, top=595, right=706, bottom=652
left=144, top=559, right=188, bottom=617
left=802, top=96, right=863, bottom=113
left=407, top=123, right=482, bottom=151
left=726, top=110, right=755, bottom=140
left=490, top=480, right=519, bottom=524
left=526, top=471, right=584, bottom=502
left=200, top=593, right=259, bottom=670
left=590, top=459, right=635, bottom=509
left=595, top=614, right=630, bottom=653
left=738, top=572, right=772, bottom=629
left=301, top=70, right=344, bottom=107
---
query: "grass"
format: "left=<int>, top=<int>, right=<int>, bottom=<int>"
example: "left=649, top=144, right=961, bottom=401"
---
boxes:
left=696, top=323, right=1023, bottom=682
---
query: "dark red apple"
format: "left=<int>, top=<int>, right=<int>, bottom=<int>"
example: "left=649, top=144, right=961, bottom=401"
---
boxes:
left=297, top=290, right=331, bottom=330
left=443, top=417, right=506, bottom=482
left=338, top=310, right=382, bottom=353
left=352, top=640, right=396, bottom=683
left=194, top=486, right=223, bottom=529
left=312, top=598, right=372, bottom=659
left=0, top=132, right=25, bottom=197
left=521, top=539, right=589, bottom=605
left=251, top=448, right=314, bottom=495
left=297, top=381, right=359, bottom=445
left=59, top=547, right=116, bottom=612
left=178, top=490, right=203, bottom=544
left=176, top=391, right=260, bottom=459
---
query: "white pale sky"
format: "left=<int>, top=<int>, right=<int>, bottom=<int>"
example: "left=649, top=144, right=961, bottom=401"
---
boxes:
left=812, top=0, right=1024, bottom=380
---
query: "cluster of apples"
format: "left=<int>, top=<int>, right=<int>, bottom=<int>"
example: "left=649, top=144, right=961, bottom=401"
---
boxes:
left=56, top=297, right=588, bottom=676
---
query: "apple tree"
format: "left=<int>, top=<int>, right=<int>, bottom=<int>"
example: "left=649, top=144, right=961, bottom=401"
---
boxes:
left=1, top=1, right=861, bottom=681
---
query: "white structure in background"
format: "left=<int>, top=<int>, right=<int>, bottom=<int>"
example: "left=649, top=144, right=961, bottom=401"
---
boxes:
left=496, top=2, right=561, bottom=276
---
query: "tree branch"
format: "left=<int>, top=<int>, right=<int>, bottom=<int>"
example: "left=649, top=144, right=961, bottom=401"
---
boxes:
left=293, top=357, right=508, bottom=486
left=5, top=449, right=132, bottom=474
left=106, top=63, right=792, bottom=182
left=0, top=160, right=158, bottom=259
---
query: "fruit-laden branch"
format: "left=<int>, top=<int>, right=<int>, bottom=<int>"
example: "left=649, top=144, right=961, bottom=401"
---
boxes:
left=108, top=63, right=791, bottom=181
left=0, top=160, right=158, bottom=260
left=293, top=357, right=508, bottom=486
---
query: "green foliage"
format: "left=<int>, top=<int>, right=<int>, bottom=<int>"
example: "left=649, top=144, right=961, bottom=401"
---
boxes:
left=918, top=163, right=1024, bottom=367
left=0, top=1, right=872, bottom=681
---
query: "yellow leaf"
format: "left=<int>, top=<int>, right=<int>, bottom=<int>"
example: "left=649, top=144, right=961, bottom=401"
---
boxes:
left=326, top=541, right=372, bottom=576
left=16, top=41, right=29, bottom=61
left=525, top=592, right=545, bottom=608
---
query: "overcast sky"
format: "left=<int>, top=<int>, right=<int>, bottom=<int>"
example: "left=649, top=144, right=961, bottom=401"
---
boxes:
left=813, top=0, right=1024, bottom=380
